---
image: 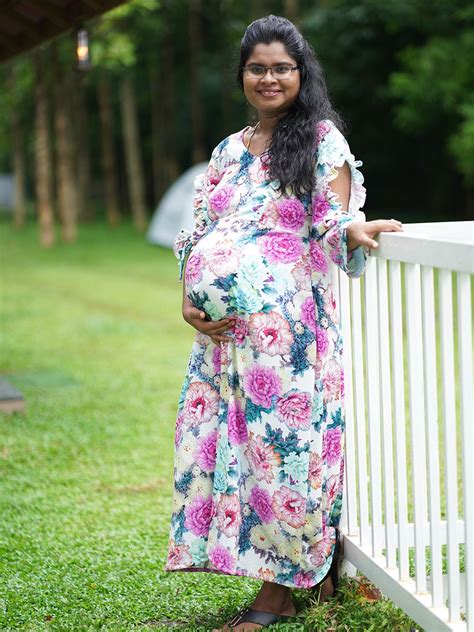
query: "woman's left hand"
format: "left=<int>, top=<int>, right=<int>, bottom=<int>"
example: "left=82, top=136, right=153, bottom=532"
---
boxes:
left=346, top=218, right=404, bottom=251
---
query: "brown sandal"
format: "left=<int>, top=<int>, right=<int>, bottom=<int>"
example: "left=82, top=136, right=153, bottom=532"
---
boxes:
left=226, top=606, right=295, bottom=628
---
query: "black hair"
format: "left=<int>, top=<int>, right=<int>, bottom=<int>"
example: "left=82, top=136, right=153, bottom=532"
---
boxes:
left=237, top=15, right=344, bottom=196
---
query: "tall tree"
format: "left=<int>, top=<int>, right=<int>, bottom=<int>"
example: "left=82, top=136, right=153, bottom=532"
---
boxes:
left=97, top=79, right=121, bottom=226
left=52, top=42, right=79, bottom=243
left=188, top=0, right=206, bottom=163
left=8, top=64, right=27, bottom=228
left=284, top=0, right=299, bottom=24
left=71, top=72, right=93, bottom=222
left=120, top=75, right=148, bottom=231
left=161, top=11, right=180, bottom=183
left=33, top=48, right=55, bottom=247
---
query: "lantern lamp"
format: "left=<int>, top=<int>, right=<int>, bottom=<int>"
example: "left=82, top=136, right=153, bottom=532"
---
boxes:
left=76, top=27, right=91, bottom=71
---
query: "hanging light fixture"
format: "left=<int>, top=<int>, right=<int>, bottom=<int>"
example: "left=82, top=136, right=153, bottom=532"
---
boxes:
left=76, top=26, right=91, bottom=71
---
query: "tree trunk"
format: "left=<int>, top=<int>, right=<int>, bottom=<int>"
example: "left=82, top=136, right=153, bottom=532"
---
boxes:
left=120, top=76, right=147, bottom=231
left=162, top=21, right=180, bottom=184
left=150, top=64, right=163, bottom=205
left=9, top=65, right=27, bottom=229
left=251, top=0, right=268, bottom=20
left=12, top=114, right=27, bottom=228
left=97, top=79, right=120, bottom=226
left=33, top=49, right=55, bottom=247
left=53, top=43, right=79, bottom=243
left=188, top=0, right=206, bottom=163
left=283, top=0, right=299, bottom=24
left=72, top=72, right=93, bottom=222
left=466, top=185, right=474, bottom=219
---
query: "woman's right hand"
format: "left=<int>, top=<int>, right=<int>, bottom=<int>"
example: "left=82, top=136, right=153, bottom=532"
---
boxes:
left=182, top=294, right=234, bottom=346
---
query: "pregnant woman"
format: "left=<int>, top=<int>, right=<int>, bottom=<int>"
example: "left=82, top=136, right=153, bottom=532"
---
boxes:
left=166, top=14, right=403, bottom=631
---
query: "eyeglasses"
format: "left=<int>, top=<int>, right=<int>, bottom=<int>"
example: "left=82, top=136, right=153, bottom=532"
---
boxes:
left=242, top=64, right=299, bottom=79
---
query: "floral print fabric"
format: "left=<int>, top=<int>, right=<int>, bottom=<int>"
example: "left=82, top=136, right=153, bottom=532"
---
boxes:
left=166, top=119, right=367, bottom=588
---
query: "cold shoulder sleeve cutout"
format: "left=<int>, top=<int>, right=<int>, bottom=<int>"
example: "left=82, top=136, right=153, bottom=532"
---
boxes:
left=312, top=119, right=368, bottom=278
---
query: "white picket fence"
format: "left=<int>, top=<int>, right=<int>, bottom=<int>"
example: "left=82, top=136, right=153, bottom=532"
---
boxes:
left=335, top=221, right=473, bottom=632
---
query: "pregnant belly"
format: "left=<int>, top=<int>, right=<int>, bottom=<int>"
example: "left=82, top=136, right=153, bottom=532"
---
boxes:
left=184, top=235, right=275, bottom=320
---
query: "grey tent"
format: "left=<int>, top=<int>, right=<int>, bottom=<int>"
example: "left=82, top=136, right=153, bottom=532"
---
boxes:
left=147, top=162, right=208, bottom=248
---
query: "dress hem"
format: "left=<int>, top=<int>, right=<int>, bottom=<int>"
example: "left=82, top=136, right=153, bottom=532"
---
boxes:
left=164, top=549, right=335, bottom=590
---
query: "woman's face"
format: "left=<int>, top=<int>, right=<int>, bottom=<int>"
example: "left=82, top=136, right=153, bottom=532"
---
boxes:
left=242, top=41, right=301, bottom=117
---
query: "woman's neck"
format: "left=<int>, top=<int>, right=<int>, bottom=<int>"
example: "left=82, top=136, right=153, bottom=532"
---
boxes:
left=257, top=111, right=284, bottom=133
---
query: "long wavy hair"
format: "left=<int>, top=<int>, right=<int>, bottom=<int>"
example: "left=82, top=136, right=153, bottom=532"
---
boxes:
left=237, top=15, right=343, bottom=196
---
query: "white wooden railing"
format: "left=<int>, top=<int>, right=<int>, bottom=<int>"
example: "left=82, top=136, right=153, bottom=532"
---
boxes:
left=335, top=221, right=473, bottom=632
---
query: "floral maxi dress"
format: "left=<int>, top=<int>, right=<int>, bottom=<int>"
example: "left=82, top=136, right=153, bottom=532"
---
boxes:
left=165, top=119, right=367, bottom=588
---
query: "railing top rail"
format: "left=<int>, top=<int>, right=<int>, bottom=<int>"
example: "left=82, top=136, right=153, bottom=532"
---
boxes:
left=369, top=221, right=473, bottom=273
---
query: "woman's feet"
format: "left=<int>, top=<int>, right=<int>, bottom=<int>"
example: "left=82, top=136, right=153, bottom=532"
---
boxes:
left=214, top=582, right=296, bottom=631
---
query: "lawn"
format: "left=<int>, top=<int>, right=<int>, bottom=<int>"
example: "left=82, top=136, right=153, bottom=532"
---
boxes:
left=0, top=220, right=417, bottom=631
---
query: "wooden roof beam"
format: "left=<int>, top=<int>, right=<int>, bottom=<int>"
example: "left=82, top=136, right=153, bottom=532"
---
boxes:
left=20, top=0, right=69, bottom=29
left=1, top=6, right=44, bottom=41
left=0, top=31, right=18, bottom=53
left=80, top=0, right=103, bottom=12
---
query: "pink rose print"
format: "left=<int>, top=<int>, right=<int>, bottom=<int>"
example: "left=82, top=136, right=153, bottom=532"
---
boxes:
left=309, top=531, right=334, bottom=567
left=300, top=296, right=317, bottom=334
left=185, top=252, right=203, bottom=287
left=323, top=288, right=339, bottom=322
left=194, top=430, right=218, bottom=472
left=322, top=426, right=342, bottom=466
left=276, top=391, right=312, bottom=430
left=257, top=567, right=276, bottom=582
left=294, top=570, right=315, bottom=588
left=227, top=399, right=248, bottom=445
left=228, top=316, right=248, bottom=347
left=212, top=346, right=221, bottom=375
left=243, top=365, right=281, bottom=408
left=325, top=474, right=340, bottom=506
left=276, top=198, right=305, bottom=230
left=308, top=452, right=322, bottom=490
left=315, top=119, right=332, bottom=144
left=245, top=433, right=281, bottom=483
left=209, top=185, right=234, bottom=215
left=258, top=201, right=279, bottom=229
left=324, top=358, right=342, bottom=401
left=260, top=232, right=303, bottom=264
left=184, top=495, right=214, bottom=536
left=249, top=311, right=294, bottom=356
left=327, top=228, right=344, bottom=262
left=175, top=412, right=184, bottom=448
left=208, top=544, right=235, bottom=574
left=309, top=240, right=329, bottom=274
left=207, top=244, right=239, bottom=276
left=183, top=381, right=220, bottom=426
left=312, top=193, right=331, bottom=222
left=272, top=485, right=306, bottom=529
left=200, top=164, right=220, bottom=192
left=166, top=541, right=193, bottom=569
left=248, top=486, right=275, bottom=523
left=291, top=256, right=312, bottom=289
left=217, top=494, right=242, bottom=537
left=315, top=325, right=329, bottom=356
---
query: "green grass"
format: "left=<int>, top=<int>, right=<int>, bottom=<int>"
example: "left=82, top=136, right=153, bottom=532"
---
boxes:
left=0, top=220, right=418, bottom=631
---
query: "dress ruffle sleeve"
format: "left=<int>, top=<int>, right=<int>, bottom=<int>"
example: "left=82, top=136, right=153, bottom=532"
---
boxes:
left=173, top=147, right=221, bottom=281
left=312, top=120, right=368, bottom=278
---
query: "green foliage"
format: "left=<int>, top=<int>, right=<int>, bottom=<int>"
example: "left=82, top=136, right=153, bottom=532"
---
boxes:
left=449, top=101, right=474, bottom=183
left=389, top=20, right=474, bottom=184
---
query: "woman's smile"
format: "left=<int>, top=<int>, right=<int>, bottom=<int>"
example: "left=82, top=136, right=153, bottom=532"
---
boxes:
left=257, top=89, right=283, bottom=98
